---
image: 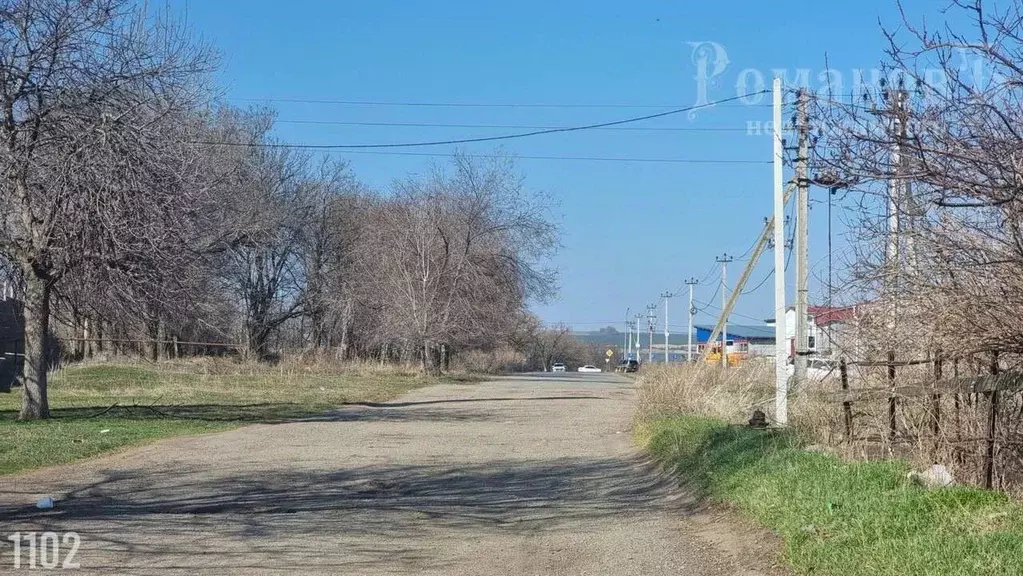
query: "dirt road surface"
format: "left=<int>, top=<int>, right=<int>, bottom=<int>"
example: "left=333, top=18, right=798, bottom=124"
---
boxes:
left=0, top=373, right=781, bottom=575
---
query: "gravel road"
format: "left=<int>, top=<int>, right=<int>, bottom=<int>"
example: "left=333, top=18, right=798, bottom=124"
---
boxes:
left=0, top=373, right=782, bottom=575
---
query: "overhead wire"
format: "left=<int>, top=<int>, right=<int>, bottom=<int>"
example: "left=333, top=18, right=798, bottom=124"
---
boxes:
left=321, top=150, right=770, bottom=164
left=741, top=195, right=797, bottom=296
left=276, top=120, right=753, bottom=132
left=695, top=283, right=721, bottom=313
left=235, top=97, right=773, bottom=109
left=194, top=91, right=770, bottom=150
left=693, top=299, right=766, bottom=323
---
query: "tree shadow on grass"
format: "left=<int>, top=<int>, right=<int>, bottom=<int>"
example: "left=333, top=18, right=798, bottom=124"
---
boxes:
left=0, top=395, right=608, bottom=425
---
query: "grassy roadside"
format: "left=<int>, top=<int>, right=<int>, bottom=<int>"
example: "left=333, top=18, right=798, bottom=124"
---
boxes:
left=0, top=360, right=473, bottom=476
left=641, top=415, right=1023, bottom=576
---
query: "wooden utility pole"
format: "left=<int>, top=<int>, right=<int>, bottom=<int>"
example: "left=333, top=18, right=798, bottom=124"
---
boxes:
left=794, top=88, right=810, bottom=390
left=703, top=183, right=794, bottom=360
left=716, top=255, right=733, bottom=367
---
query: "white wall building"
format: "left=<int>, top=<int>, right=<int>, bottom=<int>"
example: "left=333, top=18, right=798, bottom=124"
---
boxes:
left=763, top=306, right=820, bottom=357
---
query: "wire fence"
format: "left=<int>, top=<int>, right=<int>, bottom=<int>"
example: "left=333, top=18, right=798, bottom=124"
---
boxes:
left=817, top=350, right=1022, bottom=490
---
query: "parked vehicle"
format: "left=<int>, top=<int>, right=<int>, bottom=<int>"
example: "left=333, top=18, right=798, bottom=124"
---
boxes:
left=786, top=357, right=838, bottom=381
left=615, top=359, right=640, bottom=373
left=551, top=362, right=566, bottom=372
left=577, top=365, right=602, bottom=373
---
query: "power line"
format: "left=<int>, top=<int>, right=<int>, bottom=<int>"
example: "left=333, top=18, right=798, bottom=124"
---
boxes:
left=671, top=262, right=719, bottom=299
left=697, top=262, right=720, bottom=285
left=235, top=97, right=773, bottom=109
left=195, top=92, right=770, bottom=150
left=267, top=149, right=771, bottom=165
left=696, top=283, right=721, bottom=313
left=732, top=235, right=762, bottom=262
left=276, top=120, right=753, bottom=132
left=741, top=239, right=793, bottom=295
left=742, top=201, right=797, bottom=296
left=693, top=299, right=765, bottom=323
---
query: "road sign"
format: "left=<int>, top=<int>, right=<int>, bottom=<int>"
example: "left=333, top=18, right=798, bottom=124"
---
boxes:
left=605, top=349, right=613, bottom=358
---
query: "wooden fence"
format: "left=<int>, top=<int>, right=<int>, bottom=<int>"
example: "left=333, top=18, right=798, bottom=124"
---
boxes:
left=826, top=351, right=1021, bottom=490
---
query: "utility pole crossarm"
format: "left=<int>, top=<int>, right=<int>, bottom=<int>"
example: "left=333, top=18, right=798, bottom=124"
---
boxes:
left=704, top=183, right=795, bottom=350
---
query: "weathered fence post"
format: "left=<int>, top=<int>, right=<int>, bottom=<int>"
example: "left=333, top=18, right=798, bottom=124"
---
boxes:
left=983, top=350, right=1000, bottom=490
left=888, top=350, right=897, bottom=442
left=953, top=358, right=961, bottom=431
left=932, top=351, right=943, bottom=436
left=840, top=358, right=853, bottom=441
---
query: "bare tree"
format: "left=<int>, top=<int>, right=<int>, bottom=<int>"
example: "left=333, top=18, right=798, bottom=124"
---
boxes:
left=367, top=153, right=558, bottom=374
left=813, top=0, right=1023, bottom=357
left=301, top=159, right=365, bottom=355
left=0, top=0, right=215, bottom=418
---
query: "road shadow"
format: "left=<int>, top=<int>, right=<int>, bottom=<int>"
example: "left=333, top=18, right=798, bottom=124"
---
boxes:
left=0, top=454, right=698, bottom=568
left=0, top=395, right=608, bottom=425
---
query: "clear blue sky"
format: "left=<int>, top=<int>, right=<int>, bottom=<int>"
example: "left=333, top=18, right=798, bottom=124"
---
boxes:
left=179, top=0, right=940, bottom=333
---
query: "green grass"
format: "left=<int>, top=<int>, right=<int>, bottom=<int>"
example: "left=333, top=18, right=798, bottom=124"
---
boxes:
left=0, top=359, right=472, bottom=475
left=0, top=418, right=230, bottom=475
left=642, top=415, right=1023, bottom=576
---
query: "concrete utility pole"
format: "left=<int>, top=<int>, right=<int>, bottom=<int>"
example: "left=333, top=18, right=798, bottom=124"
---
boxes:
left=661, top=292, right=672, bottom=363
left=773, top=77, right=789, bottom=425
left=716, top=255, right=733, bottom=367
left=634, top=313, right=643, bottom=360
left=793, top=88, right=810, bottom=390
left=685, top=278, right=698, bottom=363
left=885, top=86, right=913, bottom=349
left=646, top=304, right=656, bottom=364
left=624, top=308, right=631, bottom=360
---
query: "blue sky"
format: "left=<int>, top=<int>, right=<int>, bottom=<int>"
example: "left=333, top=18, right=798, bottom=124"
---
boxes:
left=179, top=0, right=940, bottom=333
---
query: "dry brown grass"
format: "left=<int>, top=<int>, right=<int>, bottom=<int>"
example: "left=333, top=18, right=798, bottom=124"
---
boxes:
left=638, top=358, right=1023, bottom=491
left=636, top=360, right=777, bottom=424
left=449, top=348, right=529, bottom=374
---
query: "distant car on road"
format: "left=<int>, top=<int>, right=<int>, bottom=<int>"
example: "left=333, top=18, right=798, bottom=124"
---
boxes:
left=786, top=358, right=838, bottom=382
left=551, top=362, right=566, bottom=372
left=577, top=365, right=602, bottom=373
left=615, top=359, right=640, bottom=373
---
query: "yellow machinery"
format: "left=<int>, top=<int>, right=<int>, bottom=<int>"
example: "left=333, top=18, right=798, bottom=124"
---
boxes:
left=703, top=340, right=748, bottom=367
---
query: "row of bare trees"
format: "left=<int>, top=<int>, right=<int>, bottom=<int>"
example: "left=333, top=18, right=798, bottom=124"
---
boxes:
left=0, top=0, right=560, bottom=419
left=806, top=0, right=1023, bottom=487
left=811, top=0, right=1023, bottom=360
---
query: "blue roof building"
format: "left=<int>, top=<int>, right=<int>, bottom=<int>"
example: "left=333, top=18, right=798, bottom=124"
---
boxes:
left=693, top=324, right=776, bottom=344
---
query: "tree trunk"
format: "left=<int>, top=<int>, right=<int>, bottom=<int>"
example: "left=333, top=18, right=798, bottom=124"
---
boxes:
left=71, top=307, right=84, bottom=360
left=20, top=273, right=52, bottom=420
left=148, top=316, right=161, bottom=362
left=338, top=319, right=349, bottom=361
left=96, top=319, right=105, bottom=353
left=84, top=317, right=93, bottom=359
left=422, top=340, right=440, bottom=375
left=247, top=323, right=271, bottom=362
